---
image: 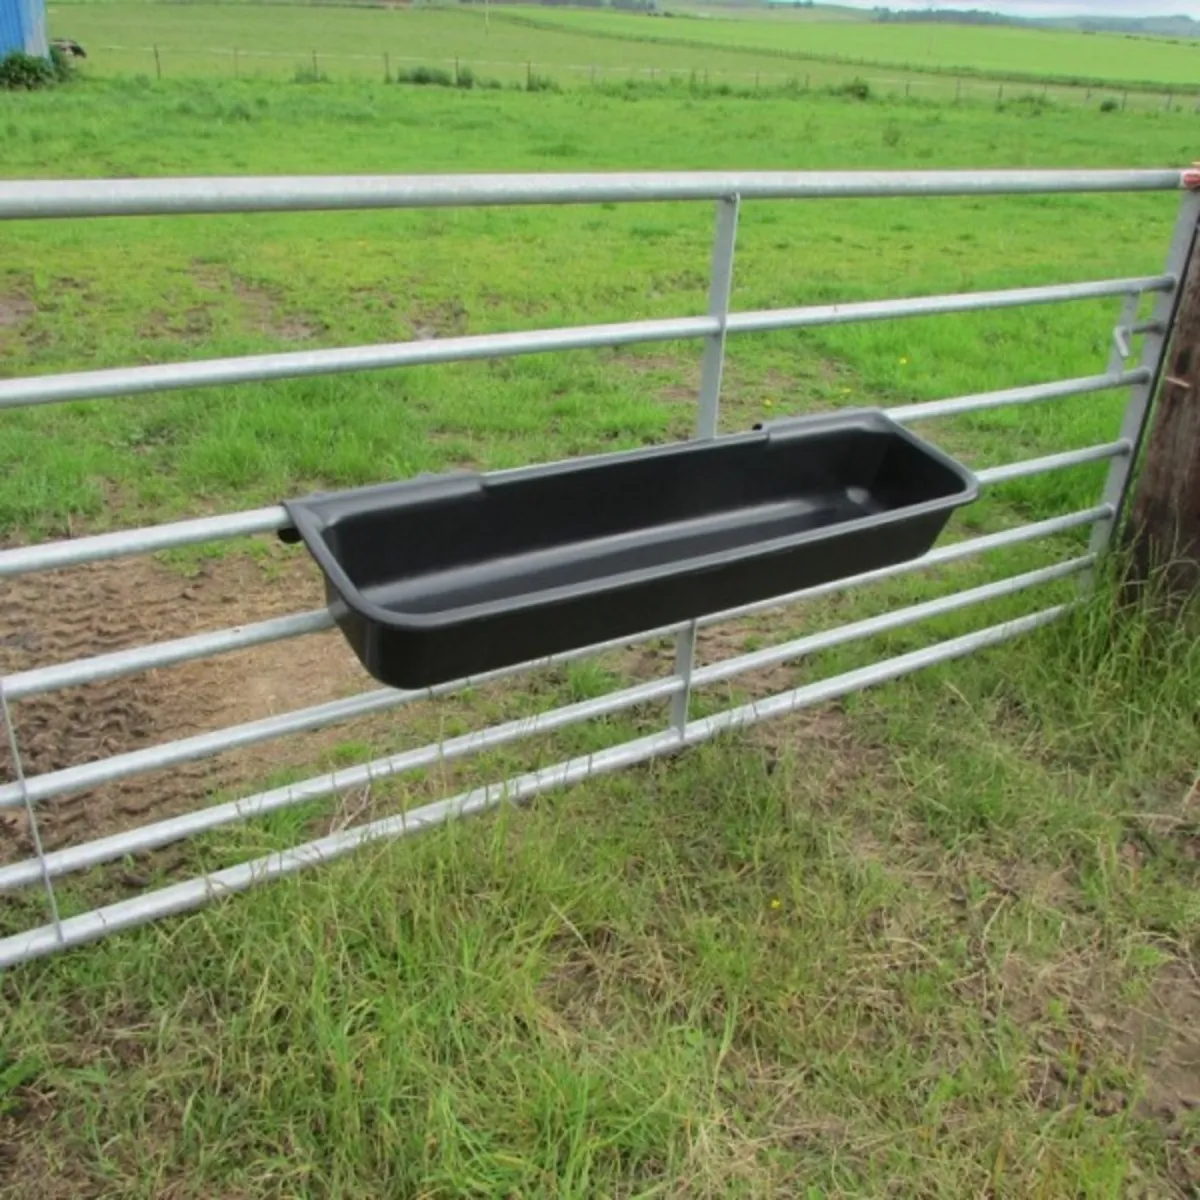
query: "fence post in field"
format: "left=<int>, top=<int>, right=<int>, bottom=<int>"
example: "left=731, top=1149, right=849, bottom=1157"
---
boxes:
left=234, top=48, right=239, bottom=79
left=153, top=44, right=161, bottom=80
left=671, top=194, right=740, bottom=733
left=384, top=52, right=390, bottom=83
left=1121, top=183, right=1200, bottom=598
left=955, top=78, right=961, bottom=103
left=312, top=50, right=319, bottom=78
left=455, top=57, right=460, bottom=85
left=1122, top=91, right=1128, bottom=110
left=526, top=61, right=532, bottom=88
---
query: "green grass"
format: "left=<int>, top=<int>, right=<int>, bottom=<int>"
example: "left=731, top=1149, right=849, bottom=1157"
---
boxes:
left=1, top=77, right=1195, bottom=538
left=1, top=71, right=1199, bottom=1197
left=43, top=2, right=1192, bottom=106
left=2, top=584, right=1198, bottom=1196
left=44, top=1, right=892, bottom=89
left=507, top=5, right=1200, bottom=90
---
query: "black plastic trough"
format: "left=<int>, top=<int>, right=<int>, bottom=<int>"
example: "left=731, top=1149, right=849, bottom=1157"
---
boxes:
left=281, top=410, right=978, bottom=689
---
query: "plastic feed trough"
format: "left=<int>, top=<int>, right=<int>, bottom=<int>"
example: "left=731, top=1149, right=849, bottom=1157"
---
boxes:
left=282, top=411, right=978, bottom=689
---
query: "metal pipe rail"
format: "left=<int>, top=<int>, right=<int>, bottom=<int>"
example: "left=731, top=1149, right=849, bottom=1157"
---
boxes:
left=0, top=169, right=1186, bottom=221
left=0, top=277, right=1171, bottom=411
left=0, top=604, right=1071, bottom=968
left=0, top=166, right=1193, bottom=968
left=0, top=501, right=1107, bottom=809
left=0, top=431, right=1125, bottom=705
left=972, top=440, right=1129, bottom=486
left=0, top=368, right=1146, bottom=580
left=0, top=555, right=1092, bottom=893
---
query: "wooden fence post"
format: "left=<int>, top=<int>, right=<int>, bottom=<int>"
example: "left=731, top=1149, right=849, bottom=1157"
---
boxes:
left=1126, top=185, right=1200, bottom=597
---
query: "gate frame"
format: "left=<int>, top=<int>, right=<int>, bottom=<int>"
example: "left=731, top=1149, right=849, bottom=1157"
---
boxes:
left=1, top=168, right=1196, bottom=968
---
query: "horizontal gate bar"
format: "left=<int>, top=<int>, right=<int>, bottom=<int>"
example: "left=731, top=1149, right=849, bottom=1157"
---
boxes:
left=0, top=277, right=1169, bottom=412
left=0, top=170, right=1183, bottom=222
left=0, top=557, right=1086, bottom=889
left=0, top=504, right=1108, bottom=809
left=886, top=369, right=1147, bottom=423
left=727, top=275, right=1173, bottom=336
left=693, top=606, right=1071, bottom=739
left=973, top=439, right=1130, bottom=485
left=0, top=677, right=683, bottom=889
left=3, top=608, right=335, bottom=701
left=0, top=441, right=1121, bottom=703
left=694, top=503, right=1107, bottom=626
left=0, top=506, right=288, bottom=578
left=693, top=556, right=1090, bottom=688
left=0, top=624, right=697, bottom=809
left=0, top=603, right=1069, bottom=968
left=0, top=316, right=713, bottom=410
left=0, top=362, right=1131, bottom=582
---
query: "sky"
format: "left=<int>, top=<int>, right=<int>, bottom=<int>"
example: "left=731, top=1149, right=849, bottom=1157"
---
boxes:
left=833, top=1, right=1200, bottom=16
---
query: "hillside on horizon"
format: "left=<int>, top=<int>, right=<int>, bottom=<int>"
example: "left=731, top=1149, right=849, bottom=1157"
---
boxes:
left=755, top=3, right=1200, bottom=40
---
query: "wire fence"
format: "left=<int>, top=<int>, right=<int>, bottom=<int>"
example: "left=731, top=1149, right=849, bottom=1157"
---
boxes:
left=84, top=42, right=1200, bottom=111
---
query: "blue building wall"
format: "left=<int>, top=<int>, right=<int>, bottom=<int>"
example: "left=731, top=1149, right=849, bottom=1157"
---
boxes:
left=0, top=0, right=49, bottom=58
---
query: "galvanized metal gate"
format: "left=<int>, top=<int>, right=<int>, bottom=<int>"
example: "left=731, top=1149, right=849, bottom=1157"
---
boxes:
left=1, top=169, right=1196, bottom=968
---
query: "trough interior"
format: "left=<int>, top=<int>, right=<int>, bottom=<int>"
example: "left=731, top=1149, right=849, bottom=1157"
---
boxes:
left=318, top=423, right=962, bottom=618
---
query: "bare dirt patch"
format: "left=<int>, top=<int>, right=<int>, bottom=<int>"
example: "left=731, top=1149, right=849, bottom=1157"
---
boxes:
left=1118, top=961, right=1200, bottom=1191
left=238, top=280, right=325, bottom=342
left=191, top=262, right=326, bottom=342
left=0, top=544, right=370, bottom=862
left=0, top=524, right=865, bottom=884
left=137, top=307, right=213, bottom=343
left=608, top=349, right=854, bottom=439
left=1037, top=955, right=1200, bottom=1193
left=0, top=297, right=36, bottom=330
left=409, top=297, right=469, bottom=341
left=0, top=1086, right=92, bottom=1200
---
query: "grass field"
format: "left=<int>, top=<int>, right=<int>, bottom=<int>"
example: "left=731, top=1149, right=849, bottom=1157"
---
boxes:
left=4, top=81, right=1199, bottom=534
left=43, top=1, right=1197, bottom=106
left=47, top=2, right=834, bottom=89
left=1, top=57, right=1199, bottom=1200
left=504, top=5, right=1200, bottom=90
